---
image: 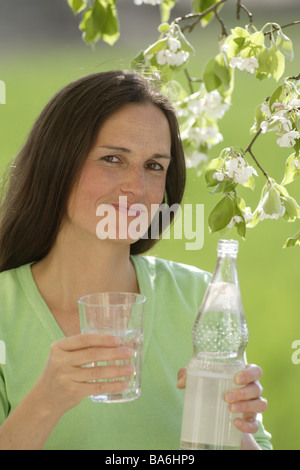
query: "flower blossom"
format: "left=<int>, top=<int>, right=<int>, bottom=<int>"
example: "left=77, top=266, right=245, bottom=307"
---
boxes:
left=230, top=56, right=259, bottom=74
left=185, top=151, right=207, bottom=168
left=213, top=156, right=257, bottom=184
left=134, top=0, right=162, bottom=5
left=293, top=159, right=300, bottom=170
left=187, top=126, right=223, bottom=147
left=276, top=130, right=300, bottom=148
left=155, top=38, right=190, bottom=67
left=188, top=90, right=230, bottom=120
left=260, top=116, right=292, bottom=134
left=257, top=185, right=285, bottom=220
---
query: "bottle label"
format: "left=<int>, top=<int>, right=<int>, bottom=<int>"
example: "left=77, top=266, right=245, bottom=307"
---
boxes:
left=202, top=282, right=241, bottom=314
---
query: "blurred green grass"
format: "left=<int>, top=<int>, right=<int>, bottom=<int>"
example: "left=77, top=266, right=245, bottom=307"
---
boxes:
left=0, top=25, right=300, bottom=449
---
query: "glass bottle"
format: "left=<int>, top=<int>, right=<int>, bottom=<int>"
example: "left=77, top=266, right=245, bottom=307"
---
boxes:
left=180, top=239, right=248, bottom=450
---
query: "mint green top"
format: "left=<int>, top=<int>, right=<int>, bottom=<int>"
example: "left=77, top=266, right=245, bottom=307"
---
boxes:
left=0, top=255, right=272, bottom=450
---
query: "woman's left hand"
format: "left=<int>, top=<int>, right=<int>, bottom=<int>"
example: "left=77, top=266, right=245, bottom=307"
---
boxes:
left=223, top=363, right=267, bottom=434
left=177, top=363, right=267, bottom=435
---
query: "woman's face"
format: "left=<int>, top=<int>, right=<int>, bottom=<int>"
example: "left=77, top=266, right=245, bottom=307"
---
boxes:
left=66, top=102, right=172, bottom=244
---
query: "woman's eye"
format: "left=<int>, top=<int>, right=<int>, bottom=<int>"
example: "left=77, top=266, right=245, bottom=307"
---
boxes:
left=147, top=161, right=164, bottom=171
left=101, top=155, right=120, bottom=163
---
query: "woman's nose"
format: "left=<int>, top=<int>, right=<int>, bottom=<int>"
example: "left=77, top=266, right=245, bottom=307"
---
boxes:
left=120, top=167, right=146, bottom=198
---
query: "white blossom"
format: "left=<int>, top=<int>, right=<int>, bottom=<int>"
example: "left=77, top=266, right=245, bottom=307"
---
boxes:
left=225, top=156, right=257, bottom=184
left=213, top=156, right=257, bottom=185
left=156, top=46, right=189, bottom=67
left=186, top=151, right=208, bottom=168
left=276, top=130, right=300, bottom=148
left=188, top=126, right=223, bottom=146
left=289, top=98, right=300, bottom=110
left=227, top=215, right=243, bottom=228
left=292, top=159, right=300, bottom=170
left=260, top=116, right=293, bottom=134
left=230, top=56, right=259, bottom=74
left=188, top=90, right=230, bottom=119
left=213, top=171, right=225, bottom=182
left=167, top=37, right=181, bottom=52
left=134, top=0, right=162, bottom=5
left=220, top=44, right=229, bottom=54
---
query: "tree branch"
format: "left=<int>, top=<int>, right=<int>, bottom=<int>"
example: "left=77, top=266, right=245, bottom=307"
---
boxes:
left=264, top=21, right=300, bottom=37
left=174, top=0, right=229, bottom=34
left=244, top=129, right=270, bottom=181
left=287, top=73, right=300, bottom=81
left=236, top=1, right=254, bottom=25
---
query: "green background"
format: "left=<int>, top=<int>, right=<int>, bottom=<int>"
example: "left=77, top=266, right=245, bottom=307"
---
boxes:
left=0, top=1, right=299, bottom=450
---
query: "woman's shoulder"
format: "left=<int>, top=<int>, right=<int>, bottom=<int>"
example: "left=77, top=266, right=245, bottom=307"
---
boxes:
left=0, top=264, right=31, bottom=296
left=131, top=254, right=212, bottom=287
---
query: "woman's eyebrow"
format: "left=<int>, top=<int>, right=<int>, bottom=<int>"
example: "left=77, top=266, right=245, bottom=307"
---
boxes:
left=99, top=145, right=171, bottom=160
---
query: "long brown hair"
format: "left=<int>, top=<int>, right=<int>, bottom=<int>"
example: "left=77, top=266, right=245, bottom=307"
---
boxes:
left=0, top=71, right=186, bottom=272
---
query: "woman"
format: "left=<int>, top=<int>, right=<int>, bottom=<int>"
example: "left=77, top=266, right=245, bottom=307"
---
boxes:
left=0, top=71, right=270, bottom=450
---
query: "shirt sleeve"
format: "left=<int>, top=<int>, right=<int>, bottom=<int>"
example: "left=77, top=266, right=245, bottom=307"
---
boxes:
left=0, top=365, right=9, bottom=425
left=253, top=413, right=272, bottom=450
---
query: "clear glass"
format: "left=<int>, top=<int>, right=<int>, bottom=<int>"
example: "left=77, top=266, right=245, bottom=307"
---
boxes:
left=78, top=292, right=146, bottom=403
left=180, top=239, right=248, bottom=450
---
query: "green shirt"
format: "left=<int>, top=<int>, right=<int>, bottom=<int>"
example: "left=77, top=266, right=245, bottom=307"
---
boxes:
left=0, top=255, right=272, bottom=450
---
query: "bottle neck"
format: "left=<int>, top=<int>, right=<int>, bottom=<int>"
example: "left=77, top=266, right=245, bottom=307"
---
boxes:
left=212, top=254, right=239, bottom=285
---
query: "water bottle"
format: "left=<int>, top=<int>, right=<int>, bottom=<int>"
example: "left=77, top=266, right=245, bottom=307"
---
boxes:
left=180, top=239, right=248, bottom=450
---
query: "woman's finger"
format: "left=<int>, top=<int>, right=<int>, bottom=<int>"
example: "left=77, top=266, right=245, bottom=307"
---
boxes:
left=229, top=397, right=268, bottom=414
left=75, top=363, right=135, bottom=382
left=234, top=364, right=263, bottom=385
left=224, top=381, right=263, bottom=403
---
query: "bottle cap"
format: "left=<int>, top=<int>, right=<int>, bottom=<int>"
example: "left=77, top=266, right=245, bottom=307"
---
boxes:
left=217, top=239, right=239, bottom=257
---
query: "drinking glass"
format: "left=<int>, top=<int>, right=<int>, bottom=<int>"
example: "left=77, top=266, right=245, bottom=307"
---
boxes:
left=78, top=292, right=146, bottom=403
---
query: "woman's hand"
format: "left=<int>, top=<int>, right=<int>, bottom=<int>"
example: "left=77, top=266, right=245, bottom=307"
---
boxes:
left=177, top=363, right=267, bottom=436
left=35, top=334, right=135, bottom=417
left=224, top=364, right=267, bottom=434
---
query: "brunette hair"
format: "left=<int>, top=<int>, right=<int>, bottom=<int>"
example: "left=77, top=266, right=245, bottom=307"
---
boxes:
left=0, top=70, right=186, bottom=272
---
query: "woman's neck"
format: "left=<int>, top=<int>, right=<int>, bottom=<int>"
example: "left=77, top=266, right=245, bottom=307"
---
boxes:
left=31, top=227, right=139, bottom=331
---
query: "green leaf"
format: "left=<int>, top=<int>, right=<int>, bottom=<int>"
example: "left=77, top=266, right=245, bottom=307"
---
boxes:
left=214, top=53, right=232, bottom=90
left=257, top=45, right=285, bottom=81
left=282, top=195, right=300, bottom=219
left=79, top=7, right=103, bottom=44
left=276, top=31, right=294, bottom=61
left=144, top=38, right=168, bottom=57
left=203, top=58, right=222, bottom=92
left=160, top=0, right=176, bottom=23
left=176, top=28, right=195, bottom=54
left=240, top=31, right=264, bottom=58
left=282, top=153, right=300, bottom=185
left=205, top=156, right=223, bottom=187
left=251, top=103, right=265, bottom=134
left=192, top=0, right=222, bottom=27
left=79, top=0, right=119, bottom=46
left=233, top=197, right=247, bottom=239
left=101, top=0, right=119, bottom=45
left=68, top=0, right=87, bottom=14
left=284, top=228, right=300, bottom=248
left=269, top=85, right=284, bottom=111
left=228, top=37, right=246, bottom=58
left=208, top=196, right=234, bottom=233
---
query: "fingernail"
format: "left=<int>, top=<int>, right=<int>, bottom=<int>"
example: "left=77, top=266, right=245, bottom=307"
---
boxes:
left=224, top=392, right=234, bottom=403
left=235, top=373, right=244, bottom=385
left=125, top=365, right=135, bottom=375
left=230, top=403, right=240, bottom=412
left=122, top=347, right=134, bottom=357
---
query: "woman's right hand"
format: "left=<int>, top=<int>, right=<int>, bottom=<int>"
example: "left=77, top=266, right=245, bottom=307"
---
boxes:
left=35, top=334, right=134, bottom=417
